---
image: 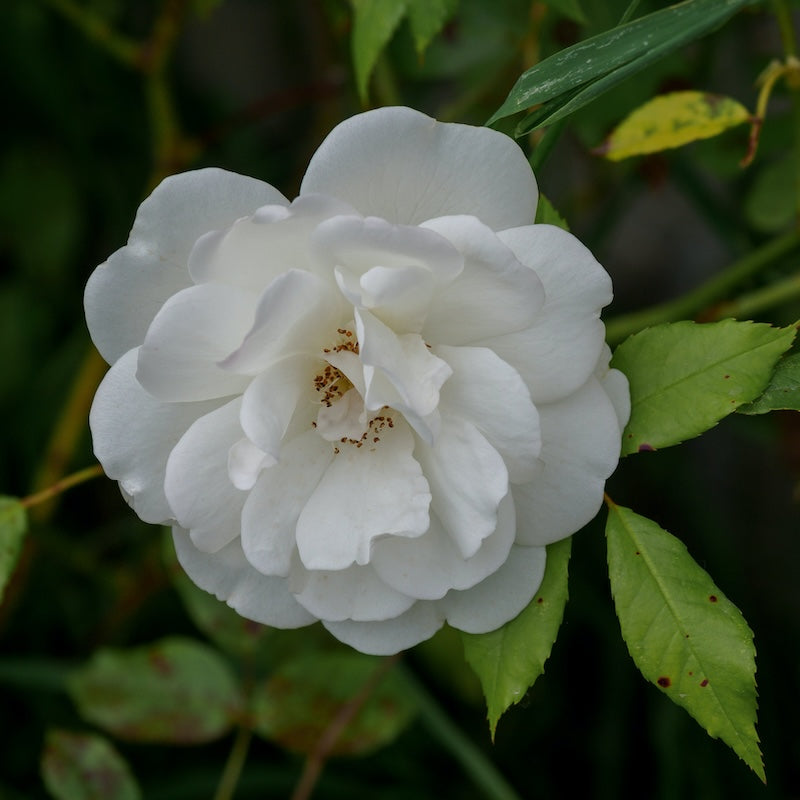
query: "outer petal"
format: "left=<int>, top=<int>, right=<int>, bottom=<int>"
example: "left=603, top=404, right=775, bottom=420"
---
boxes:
left=415, top=417, right=508, bottom=559
left=289, top=561, right=415, bottom=622
left=371, top=494, right=516, bottom=600
left=489, top=224, right=613, bottom=405
left=89, top=348, right=220, bottom=524
left=86, top=168, right=287, bottom=365
left=440, top=544, right=547, bottom=634
left=172, top=528, right=315, bottom=628
left=137, top=283, right=256, bottom=402
left=295, top=422, right=431, bottom=571
left=189, top=193, right=355, bottom=290
left=322, top=602, right=445, bottom=656
left=436, top=345, right=540, bottom=483
left=422, top=216, right=544, bottom=345
left=241, top=431, right=333, bottom=578
left=514, top=376, right=622, bottom=547
left=300, top=107, right=538, bottom=230
left=164, top=397, right=246, bottom=553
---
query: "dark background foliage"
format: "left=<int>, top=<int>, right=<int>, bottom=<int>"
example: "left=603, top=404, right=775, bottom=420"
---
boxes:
left=1, top=0, right=799, bottom=798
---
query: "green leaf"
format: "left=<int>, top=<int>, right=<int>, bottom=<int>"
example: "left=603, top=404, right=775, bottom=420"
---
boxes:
left=611, top=320, right=796, bottom=456
left=68, top=638, right=242, bottom=744
left=605, top=504, right=764, bottom=781
left=534, top=193, right=570, bottom=230
left=0, top=496, right=27, bottom=605
left=351, top=0, right=408, bottom=103
left=41, top=730, right=141, bottom=800
left=461, top=538, right=571, bottom=737
left=737, top=351, right=800, bottom=414
left=487, top=0, right=757, bottom=132
left=406, top=0, right=458, bottom=55
left=251, top=651, right=415, bottom=756
left=542, top=0, right=586, bottom=24
left=595, top=91, right=751, bottom=161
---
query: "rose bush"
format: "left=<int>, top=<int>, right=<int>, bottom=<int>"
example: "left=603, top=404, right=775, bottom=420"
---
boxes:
left=86, top=106, right=629, bottom=655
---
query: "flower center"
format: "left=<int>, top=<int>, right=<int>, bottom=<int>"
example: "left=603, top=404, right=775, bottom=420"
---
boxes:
left=312, top=326, right=395, bottom=453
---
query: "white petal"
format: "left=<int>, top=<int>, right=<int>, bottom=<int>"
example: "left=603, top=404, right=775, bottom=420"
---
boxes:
left=437, top=345, right=540, bottom=483
left=240, top=431, right=333, bottom=577
left=296, top=422, right=431, bottom=570
left=415, top=417, right=508, bottom=559
left=172, top=527, right=315, bottom=628
left=239, top=355, right=317, bottom=457
left=89, top=348, right=221, bottom=524
left=514, top=376, right=622, bottom=547
left=289, top=560, right=415, bottom=622
left=164, top=397, right=246, bottom=553
left=357, top=309, right=452, bottom=442
left=221, top=270, right=345, bottom=375
left=440, top=544, right=546, bottom=634
left=422, top=216, right=544, bottom=345
left=322, top=602, right=444, bottom=655
left=490, top=224, right=613, bottom=404
left=137, top=283, right=256, bottom=401
left=371, top=493, right=516, bottom=600
left=300, top=107, right=538, bottom=230
left=189, top=193, right=356, bottom=290
left=594, top=344, right=631, bottom=430
left=85, top=168, right=287, bottom=365
left=228, top=438, right=273, bottom=491
left=311, top=214, right=462, bottom=332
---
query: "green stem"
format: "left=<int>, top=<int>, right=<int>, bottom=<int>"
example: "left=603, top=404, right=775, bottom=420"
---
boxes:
left=398, top=665, right=523, bottom=800
left=619, top=0, right=643, bottom=25
left=529, top=119, right=567, bottom=172
left=771, top=0, right=797, bottom=57
left=22, top=464, right=104, bottom=511
left=710, top=270, right=800, bottom=321
left=213, top=725, right=253, bottom=800
left=605, top=228, right=800, bottom=345
left=44, top=0, right=140, bottom=67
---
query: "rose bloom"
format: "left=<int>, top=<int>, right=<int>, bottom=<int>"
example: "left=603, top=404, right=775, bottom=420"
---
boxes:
left=86, top=107, right=629, bottom=655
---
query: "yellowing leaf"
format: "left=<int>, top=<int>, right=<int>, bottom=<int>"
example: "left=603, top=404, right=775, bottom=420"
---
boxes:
left=597, top=91, right=751, bottom=161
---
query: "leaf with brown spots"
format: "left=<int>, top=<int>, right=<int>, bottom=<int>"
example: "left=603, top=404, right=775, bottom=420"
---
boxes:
left=41, top=729, right=141, bottom=800
left=606, top=503, right=764, bottom=781
left=251, top=651, right=415, bottom=756
left=68, top=638, right=242, bottom=744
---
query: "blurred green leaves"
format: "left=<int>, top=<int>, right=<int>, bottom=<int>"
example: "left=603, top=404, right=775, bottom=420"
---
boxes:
left=0, top=497, right=27, bottom=605
left=351, top=0, right=458, bottom=102
left=68, top=638, right=242, bottom=744
left=606, top=503, right=764, bottom=781
left=41, top=730, right=141, bottom=800
left=611, top=320, right=795, bottom=455
left=252, top=651, right=416, bottom=755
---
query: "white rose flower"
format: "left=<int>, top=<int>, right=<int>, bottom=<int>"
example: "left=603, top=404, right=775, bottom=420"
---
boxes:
left=86, top=107, right=629, bottom=655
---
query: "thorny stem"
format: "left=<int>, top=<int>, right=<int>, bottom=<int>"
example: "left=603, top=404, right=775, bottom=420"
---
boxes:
left=398, top=665, right=523, bottom=800
left=605, top=228, right=800, bottom=345
left=290, top=653, right=402, bottom=800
